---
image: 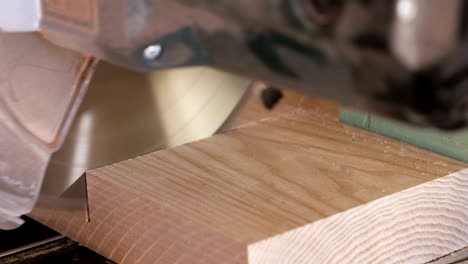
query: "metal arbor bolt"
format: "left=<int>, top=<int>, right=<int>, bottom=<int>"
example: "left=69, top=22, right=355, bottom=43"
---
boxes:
left=143, top=44, right=163, bottom=60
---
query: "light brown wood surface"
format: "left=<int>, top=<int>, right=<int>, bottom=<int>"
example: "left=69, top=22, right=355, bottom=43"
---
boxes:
left=30, top=89, right=468, bottom=263
left=250, top=169, right=468, bottom=263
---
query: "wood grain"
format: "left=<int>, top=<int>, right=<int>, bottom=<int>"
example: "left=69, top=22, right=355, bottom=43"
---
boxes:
left=250, top=169, right=468, bottom=264
left=30, top=92, right=468, bottom=263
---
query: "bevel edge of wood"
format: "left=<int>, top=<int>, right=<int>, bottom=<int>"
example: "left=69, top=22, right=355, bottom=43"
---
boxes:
left=249, top=168, right=468, bottom=264
left=429, top=246, right=468, bottom=264
left=31, top=173, right=250, bottom=264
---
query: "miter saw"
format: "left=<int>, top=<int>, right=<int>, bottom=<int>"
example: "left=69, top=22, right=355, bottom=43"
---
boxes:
left=1, top=0, right=467, bottom=229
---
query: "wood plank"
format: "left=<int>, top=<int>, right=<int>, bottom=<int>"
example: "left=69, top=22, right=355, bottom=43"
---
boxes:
left=30, top=95, right=468, bottom=263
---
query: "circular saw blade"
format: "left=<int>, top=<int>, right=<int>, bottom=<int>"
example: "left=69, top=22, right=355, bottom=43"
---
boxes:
left=40, top=63, right=250, bottom=200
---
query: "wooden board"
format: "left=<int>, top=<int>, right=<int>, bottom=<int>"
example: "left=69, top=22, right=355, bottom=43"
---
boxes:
left=30, top=90, right=468, bottom=264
